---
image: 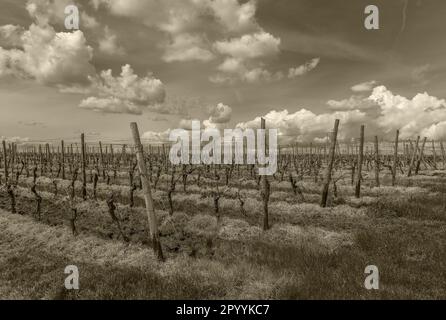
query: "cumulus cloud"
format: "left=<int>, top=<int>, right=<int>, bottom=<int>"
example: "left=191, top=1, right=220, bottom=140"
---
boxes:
left=209, top=0, right=258, bottom=33
left=288, top=58, right=320, bottom=78
left=0, top=23, right=95, bottom=87
left=92, top=0, right=263, bottom=68
left=351, top=80, right=377, bottom=92
left=141, top=86, right=446, bottom=143
left=208, top=103, right=232, bottom=123
left=26, top=0, right=73, bottom=26
left=93, top=0, right=258, bottom=35
left=322, top=85, right=446, bottom=140
left=233, top=83, right=446, bottom=142
left=369, top=85, right=446, bottom=138
left=0, top=25, right=25, bottom=48
left=421, top=122, right=446, bottom=140
left=176, top=103, right=232, bottom=131
left=79, top=64, right=166, bottom=115
left=214, top=31, right=280, bottom=60
left=327, top=95, right=376, bottom=111
left=237, top=108, right=367, bottom=143
left=243, top=68, right=284, bottom=83
left=93, top=0, right=295, bottom=84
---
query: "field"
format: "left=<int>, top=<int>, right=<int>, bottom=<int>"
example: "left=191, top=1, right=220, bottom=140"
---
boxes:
left=0, top=131, right=445, bottom=299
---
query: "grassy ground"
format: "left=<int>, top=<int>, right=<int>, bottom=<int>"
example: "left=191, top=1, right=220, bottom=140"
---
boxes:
left=0, top=170, right=446, bottom=299
left=0, top=173, right=445, bottom=300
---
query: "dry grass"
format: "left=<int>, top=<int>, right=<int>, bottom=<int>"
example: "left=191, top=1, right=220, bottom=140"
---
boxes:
left=0, top=173, right=445, bottom=300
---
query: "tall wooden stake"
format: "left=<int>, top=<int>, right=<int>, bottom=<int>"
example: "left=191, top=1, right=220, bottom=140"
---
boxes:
left=415, top=137, right=427, bottom=175
left=355, top=125, right=365, bottom=198
left=61, top=140, right=65, bottom=180
left=320, top=119, right=340, bottom=207
left=392, top=130, right=399, bottom=186
left=374, top=136, right=380, bottom=187
left=440, top=141, right=445, bottom=170
left=81, top=133, right=87, bottom=200
left=407, top=136, right=420, bottom=177
left=2, top=140, right=8, bottom=184
left=260, top=118, right=271, bottom=230
left=130, top=122, right=164, bottom=262
left=432, top=140, right=438, bottom=170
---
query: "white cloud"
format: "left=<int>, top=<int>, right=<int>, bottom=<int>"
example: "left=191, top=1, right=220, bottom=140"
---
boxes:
left=217, top=57, right=243, bottom=73
left=26, top=0, right=73, bottom=26
left=237, top=108, right=367, bottom=143
left=243, top=68, right=283, bottom=83
left=0, top=25, right=25, bottom=47
left=421, top=121, right=446, bottom=140
left=214, top=31, right=280, bottom=60
left=421, top=122, right=446, bottom=140
left=93, top=0, right=262, bottom=65
left=351, top=80, right=377, bottom=92
left=0, top=23, right=95, bottom=87
left=209, top=0, right=258, bottom=33
left=369, top=85, right=446, bottom=138
left=79, top=64, right=166, bottom=115
left=91, top=64, right=165, bottom=105
left=327, top=95, right=376, bottom=111
left=288, top=58, right=320, bottom=78
left=93, top=0, right=295, bottom=85
left=208, top=103, right=232, bottom=123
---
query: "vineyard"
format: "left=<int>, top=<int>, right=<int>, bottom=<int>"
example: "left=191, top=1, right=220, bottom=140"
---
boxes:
left=0, top=120, right=445, bottom=299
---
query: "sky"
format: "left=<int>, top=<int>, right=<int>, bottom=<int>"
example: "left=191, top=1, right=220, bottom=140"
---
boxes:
left=1, top=0, right=446, bottom=145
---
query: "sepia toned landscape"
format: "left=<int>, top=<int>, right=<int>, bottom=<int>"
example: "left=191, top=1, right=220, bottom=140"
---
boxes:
left=1, top=0, right=445, bottom=300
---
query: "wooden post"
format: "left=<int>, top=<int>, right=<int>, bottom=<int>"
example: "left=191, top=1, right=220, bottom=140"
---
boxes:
left=440, top=141, right=445, bottom=170
left=81, top=133, right=87, bottom=200
left=2, top=140, right=8, bottom=183
left=320, top=119, right=340, bottom=207
left=407, top=136, right=420, bottom=177
left=130, top=122, right=164, bottom=262
left=392, top=130, right=399, bottom=186
left=415, top=137, right=427, bottom=175
left=38, top=144, right=43, bottom=175
left=61, top=140, right=65, bottom=180
left=260, top=118, right=271, bottom=230
left=374, top=136, right=380, bottom=187
left=10, top=143, right=15, bottom=177
left=99, top=141, right=105, bottom=180
left=432, top=140, right=438, bottom=170
left=355, top=125, right=365, bottom=198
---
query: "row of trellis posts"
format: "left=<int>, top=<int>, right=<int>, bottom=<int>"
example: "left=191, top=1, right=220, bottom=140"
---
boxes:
left=1, top=120, right=445, bottom=261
